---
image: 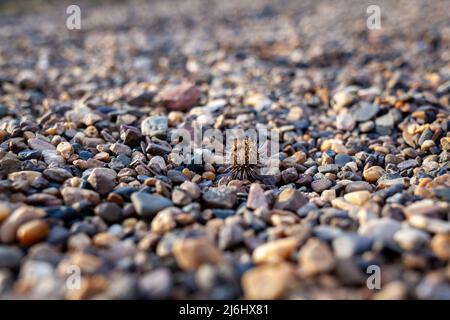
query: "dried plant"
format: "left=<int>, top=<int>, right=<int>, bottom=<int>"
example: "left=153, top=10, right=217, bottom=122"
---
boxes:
left=224, top=137, right=262, bottom=181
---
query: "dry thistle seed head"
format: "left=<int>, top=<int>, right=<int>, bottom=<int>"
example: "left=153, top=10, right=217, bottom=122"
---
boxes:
left=224, top=137, right=261, bottom=181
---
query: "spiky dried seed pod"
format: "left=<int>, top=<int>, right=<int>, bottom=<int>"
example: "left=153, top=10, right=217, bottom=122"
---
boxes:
left=224, top=137, right=262, bottom=181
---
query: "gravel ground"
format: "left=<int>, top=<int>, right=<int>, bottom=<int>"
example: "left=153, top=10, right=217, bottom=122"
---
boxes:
left=0, top=0, right=449, bottom=299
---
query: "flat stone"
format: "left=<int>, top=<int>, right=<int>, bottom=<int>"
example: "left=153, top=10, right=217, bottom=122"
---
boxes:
left=131, top=192, right=173, bottom=219
left=397, top=159, right=419, bottom=171
left=253, top=237, right=299, bottom=264
left=345, top=181, right=373, bottom=193
left=43, top=167, right=73, bottom=183
left=172, top=237, right=223, bottom=271
left=28, top=138, right=55, bottom=151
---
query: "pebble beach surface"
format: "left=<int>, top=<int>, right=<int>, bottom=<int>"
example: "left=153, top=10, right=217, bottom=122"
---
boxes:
left=0, top=0, right=449, bottom=299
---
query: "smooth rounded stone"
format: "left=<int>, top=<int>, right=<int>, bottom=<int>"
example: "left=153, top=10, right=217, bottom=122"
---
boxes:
left=0, top=206, right=46, bottom=243
left=335, top=154, right=352, bottom=167
left=416, top=274, right=450, bottom=300
left=241, top=263, right=294, bottom=300
left=149, top=156, right=166, bottom=171
left=393, top=228, right=430, bottom=251
left=247, top=183, right=268, bottom=211
left=167, top=169, right=187, bottom=183
left=0, top=103, right=9, bottom=117
left=151, top=207, right=179, bottom=234
left=397, top=159, right=419, bottom=171
left=0, top=154, right=21, bottom=173
left=332, top=233, right=373, bottom=258
left=8, top=170, right=42, bottom=185
left=363, top=166, right=385, bottom=183
left=359, top=218, right=402, bottom=241
left=43, top=167, right=73, bottom=183
left=253, top=237, right=298, bottom=264
left=171, top=188, right=191, bottom=206
left=67, top=233, right=92, bottom=251
left=212, top=209, right=235, bottom=219
left=336, top=113, right=355, bottom=131
left=94, top=202, right=122, bottom=224
left=441, top=137, right=450, bottom=151
left=431, top=234, right=450, bottom=261
left=0, top=202, right=13, bottom=224
left=311, top=178, right=332, bottom=193
left=172, top=237, right=224, bottom=271
left=28, top=138, right=55, bottom=151
left=0, top=245, right=23, bottom=268
left=203, top=187, right=237, bottom=209
left=281, top=167, right=298, bottom=183
left=138, top=268, right=173, bottom=299
left=179, top=181, right=200, bottom=199
left=321, top=189, right=336, bottom=202
left=61, top=187, right=101, bottom=206
left=375, top=112, right=395, bottom=128
left=312, top=225, right=344, bottom=241
left=158, top=82, right=200, bottom=111
left=47, top=226, right=70, bottom=245
left=218, top=224, right=244, bottom=250
left=359, top=121, right=375, bottom=132
left=373, top=281, right=407, bottom=300
left=41, top=150, right=65, bottom=166
left=274, top=188, right=308, bottom=212
left=131, top=192, right=173, bottom=219
left=345, top=181, right=373, bottom=193
left=141, top=115, right=168, bottom=138
left=354, top=102, right=379, bottom=122
left=318, top=164, right=339, bottom=174
left=344, top=190, right=370, bottom=206
left=298, top=238, right=335, bottom=276
left=403, top=199, right=447, bottom=217
left=110, top=143, right=132, bottom=157
left=87, top=168, right=117, bottom=195
left=408, top=215, right=450, bottom=234
left=56, top=142, right=73, bottom=159
left=17, top=220, right=49, bottom=246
